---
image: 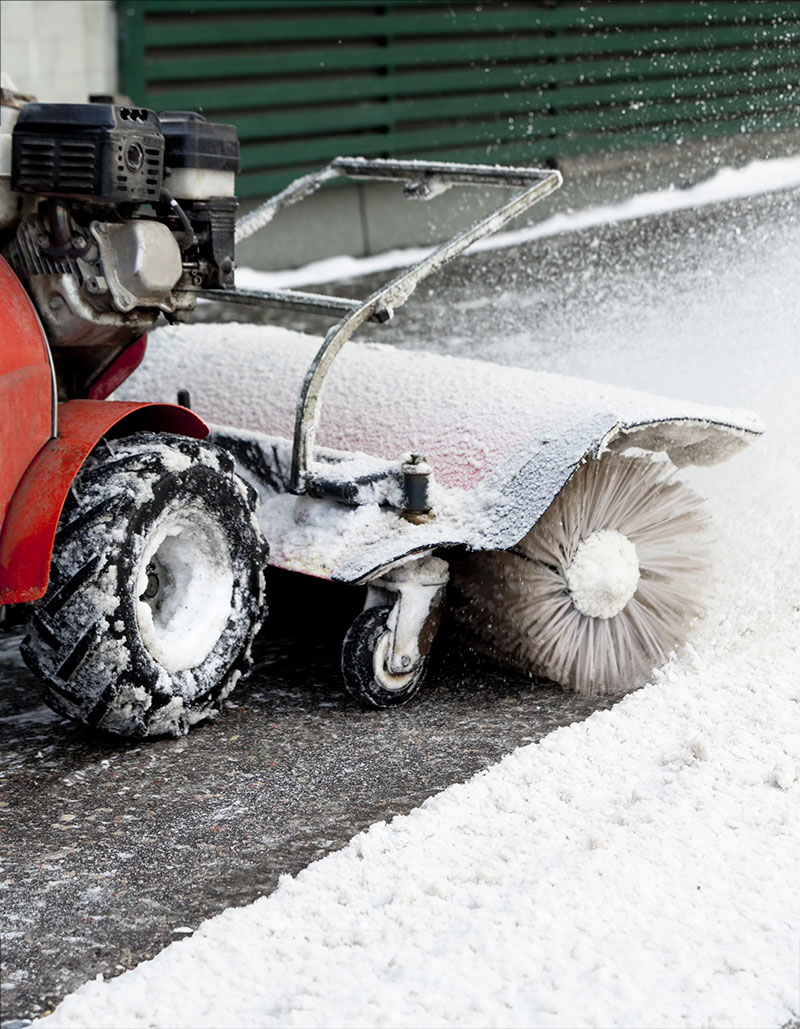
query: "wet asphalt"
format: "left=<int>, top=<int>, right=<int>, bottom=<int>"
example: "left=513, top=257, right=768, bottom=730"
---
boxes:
left=0, top=573, right=609, bottom=1023
left=1, top=182, right=798, bottom=1024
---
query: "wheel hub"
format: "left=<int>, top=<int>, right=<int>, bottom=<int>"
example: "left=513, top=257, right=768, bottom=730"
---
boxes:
left=141, top=564, right=160, bottom=601
left=135, top=504, right=234, bottom=672
left=565, top=529, right=640, bottom=619
left=373, top=630, right=417, bottom=692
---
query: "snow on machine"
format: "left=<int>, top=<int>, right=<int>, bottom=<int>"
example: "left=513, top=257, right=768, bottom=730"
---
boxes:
left=0, top=88, right=762, bottom=736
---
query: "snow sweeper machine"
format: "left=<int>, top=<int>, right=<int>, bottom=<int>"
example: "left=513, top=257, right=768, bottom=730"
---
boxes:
left=0, top=89, right=762, bottom=737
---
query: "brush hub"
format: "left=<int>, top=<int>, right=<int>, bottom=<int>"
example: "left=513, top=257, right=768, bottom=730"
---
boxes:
left=566, top=529, right=640, bottom=619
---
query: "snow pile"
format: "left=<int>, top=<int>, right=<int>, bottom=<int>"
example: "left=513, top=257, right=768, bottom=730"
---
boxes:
left=236, top=153, right=800, bottom=289
left=36, top=444, right=800, bottom=1027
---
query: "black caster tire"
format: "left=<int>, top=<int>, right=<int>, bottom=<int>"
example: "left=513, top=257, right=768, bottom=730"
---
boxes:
left=22, top=432, right=268, bottom=737
left=341, top=605, right=428, bottom=709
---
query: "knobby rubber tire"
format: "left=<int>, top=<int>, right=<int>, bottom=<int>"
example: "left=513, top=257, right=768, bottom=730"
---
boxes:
left=22, top=432, right=268, bottom=737
left=341, top=605, right=428, bottom=709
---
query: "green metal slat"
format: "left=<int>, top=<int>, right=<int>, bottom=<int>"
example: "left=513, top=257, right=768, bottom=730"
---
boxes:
left=235, top=87, right=796, bottom=173
left=142, top=3, right=799, bottom=48
left=142, top=47, right=798, bottom=114
left=401, top=109, right=798, bottom=165
left=545, top=66, right=800, bottom=114
left=386, top=89, right=799, bottom=154
left=545, top=1, right=796, bottom=31
left=225, top=66, right=799, bottom=142
left=241, top=131, right=395, bottom=167
left=135, top=0, right=794, bottom=25
left=233, top=106, right=797, bottom=199
left=140, top=0, right=378, bottom=12
left=143, top=10, right=558, bottom=47
left=118, top=5, right=148, bottom=102
left=142, top=23, right=800, bottom=83
left=147, top=75, right=394, bottom=113
left=552, top=109, right=799, bottom=154
left=234, top=105, right=392, bottom=140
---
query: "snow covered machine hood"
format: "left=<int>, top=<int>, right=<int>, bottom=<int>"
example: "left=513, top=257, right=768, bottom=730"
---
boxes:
left=120, top=323, right=763, bottom=581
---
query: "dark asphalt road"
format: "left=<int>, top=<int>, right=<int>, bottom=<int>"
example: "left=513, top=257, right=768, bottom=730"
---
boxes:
left=0, top=574, right=609, bottom=1024
left=1, top=182, right=796, bottom=1025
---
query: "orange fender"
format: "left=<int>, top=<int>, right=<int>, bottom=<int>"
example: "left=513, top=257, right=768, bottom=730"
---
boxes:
left=0, top=399, right=208, bottom=604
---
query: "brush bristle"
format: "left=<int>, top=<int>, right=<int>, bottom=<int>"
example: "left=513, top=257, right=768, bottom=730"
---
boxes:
left=450, top=453, right=710, bottom=696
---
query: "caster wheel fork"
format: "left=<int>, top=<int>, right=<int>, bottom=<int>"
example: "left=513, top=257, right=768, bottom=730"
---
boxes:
left=341, top=554, right=449, bottom=708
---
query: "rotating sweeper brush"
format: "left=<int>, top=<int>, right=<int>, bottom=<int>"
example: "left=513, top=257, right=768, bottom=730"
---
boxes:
left=449, top=454, right=710, bottom=695
left=0, top=89, right=762, bottom=735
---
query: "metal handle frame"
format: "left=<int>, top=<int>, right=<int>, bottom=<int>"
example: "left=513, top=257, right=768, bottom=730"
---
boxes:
left=234, top=157, right=562, bottom=495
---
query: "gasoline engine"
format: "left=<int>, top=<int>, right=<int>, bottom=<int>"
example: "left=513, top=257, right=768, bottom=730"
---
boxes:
left=0, top=91, right=238, bottom=398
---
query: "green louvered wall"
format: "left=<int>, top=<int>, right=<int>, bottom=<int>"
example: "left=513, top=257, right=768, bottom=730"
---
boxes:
left=118, top=1, right=800, bottom=198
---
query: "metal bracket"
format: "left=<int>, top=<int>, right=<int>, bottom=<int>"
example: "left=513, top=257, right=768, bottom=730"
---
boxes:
left=189, top=286, right=392, bottom=324
left=365, top=554, right=449, bottom=677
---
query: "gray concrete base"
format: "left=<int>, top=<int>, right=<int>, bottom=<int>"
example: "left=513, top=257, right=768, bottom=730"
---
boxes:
left=235, top=128, right=800, bottom=271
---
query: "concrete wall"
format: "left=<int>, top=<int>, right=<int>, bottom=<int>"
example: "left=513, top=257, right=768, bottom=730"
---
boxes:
left=0, top=0, right=117, bottom=102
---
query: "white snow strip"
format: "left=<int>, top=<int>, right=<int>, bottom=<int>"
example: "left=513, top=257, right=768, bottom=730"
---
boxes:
left=237, top=154, right=800, bottom=289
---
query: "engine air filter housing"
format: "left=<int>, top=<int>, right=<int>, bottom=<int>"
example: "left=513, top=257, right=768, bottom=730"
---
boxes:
left=160, top=111, right=239, bottom=200
left=11, top=102, right=164, bottom=202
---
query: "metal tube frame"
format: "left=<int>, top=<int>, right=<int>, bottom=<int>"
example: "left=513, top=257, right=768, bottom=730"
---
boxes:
left=231, top=157, right=562, bottom=495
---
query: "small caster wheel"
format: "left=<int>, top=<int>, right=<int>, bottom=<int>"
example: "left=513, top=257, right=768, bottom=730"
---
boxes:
left=341, top=605, right=428, bottom=709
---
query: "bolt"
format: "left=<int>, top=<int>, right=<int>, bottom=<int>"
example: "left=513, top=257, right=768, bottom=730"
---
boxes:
left=73, top=236, right=87, bottom=250
left=37, top=233, right=49, bottom=247
left=399, top=655, right=412, bottom=669
left=402, top=453, right=432, bottom=522
left=48, top=296, right=64, bottom=310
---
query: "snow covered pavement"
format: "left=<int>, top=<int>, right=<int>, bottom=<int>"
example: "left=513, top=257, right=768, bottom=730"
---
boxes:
left=35, top=158, right=800, bottom=1028
left=35, top=462, right=800, bottom=1029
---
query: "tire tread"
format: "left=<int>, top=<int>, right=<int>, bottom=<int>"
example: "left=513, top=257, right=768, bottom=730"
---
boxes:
left=22, top=432, right=268, bottom=737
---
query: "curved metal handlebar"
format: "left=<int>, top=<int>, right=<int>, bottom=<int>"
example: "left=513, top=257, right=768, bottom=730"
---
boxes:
left=233, top=157, right=562, bottom=495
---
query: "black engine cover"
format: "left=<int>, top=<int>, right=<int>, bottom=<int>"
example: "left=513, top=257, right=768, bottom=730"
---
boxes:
left=11, top=103, right=165, bottom=203
left=160, top=110, right=239, bottom=173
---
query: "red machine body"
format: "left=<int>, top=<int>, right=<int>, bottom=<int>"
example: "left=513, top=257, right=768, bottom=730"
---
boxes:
left=0, top=254, right=53, bottom=531
left=0, top=256, right=207, bottom=605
